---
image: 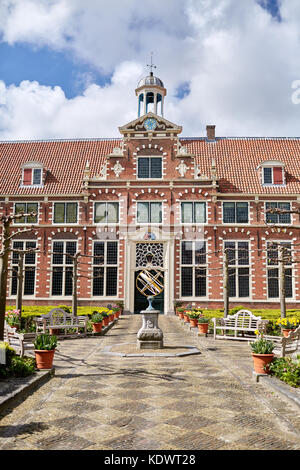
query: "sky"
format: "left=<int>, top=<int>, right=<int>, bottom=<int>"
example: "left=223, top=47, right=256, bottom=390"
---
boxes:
left=0, top=0, right=300, bottom=140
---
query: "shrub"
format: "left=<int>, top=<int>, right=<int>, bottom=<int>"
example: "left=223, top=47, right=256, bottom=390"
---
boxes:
left=58, top=305, right=71, bottom=313
left=0, top=343, right=35, bottom=378
left=269, top=357, right=300, bottom=388
left=230, top=306, right=245, bottom=315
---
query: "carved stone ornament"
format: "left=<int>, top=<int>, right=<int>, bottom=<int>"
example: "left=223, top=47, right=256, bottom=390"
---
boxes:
left=112, top=147, right=123, bottom=156
left=176, top=160, right=189, bottom=178
left=178, top=146, right=188, bottom=155
left=99, top=163, right=107, bottom=180
left=112, top=160, right=124, bottom=177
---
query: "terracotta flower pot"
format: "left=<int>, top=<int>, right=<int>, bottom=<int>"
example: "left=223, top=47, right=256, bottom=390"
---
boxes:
left=103, top=317, right=109, bottom=326
left=92, top=322, right=103, bottom=333
left=189, top=318, right=198, bottom=328
left=178, top=312, right=184, bottom=319
left=282, top=329, right=295, bottom=338
left=198, top=323, right=209, bottom=334
left=35, top=349, right=55, bottom=370
left=50, top=328, right=60, bottom=335
left=109, top=314, right=114, bottom=322
left=183, top=315, right=190, bottom=323
left=252, top=353, right=274, bottom=374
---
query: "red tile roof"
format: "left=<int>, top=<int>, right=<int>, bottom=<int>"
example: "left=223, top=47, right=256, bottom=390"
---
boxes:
left=0, top=137, right=300, bottom=195
left=181, top=137, right=300, bottom=194
left=0, top=139, right=121, bottom=195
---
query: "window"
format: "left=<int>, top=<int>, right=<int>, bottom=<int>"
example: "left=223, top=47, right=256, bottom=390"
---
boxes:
left=267, top=242, right=293, bottom=298
left=181, top=202, right=206, bottom=224
left=53, top=203, right=78, bottom=224
left=51, top=241, right=76, bottom=296
left=137, top=157, right=162, bottom=179
left=14, top=203, right=38, bottom=224
left=265, top=202, right=291, bottom=225
left=223, top=202, right=248, bottom=224
left=181, top=241, right=207, bottom=297
left=225, top=241, right=250, bottom=298
left=263, top=166, right=284, bottom=185
left=11, top=241, right=36, bottom=296
left=94, top=202, right=119, bottom=224
left=22, top=167, right=42, bottom=186
left=93, top=241, right=118, bottom=297
left=137, top=202, right=162, bottom=224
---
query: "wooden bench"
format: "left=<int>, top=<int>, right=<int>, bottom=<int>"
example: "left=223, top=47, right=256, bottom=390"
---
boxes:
left=34, top=308, right=88, bottom=337
left=212, top=310, right=269, bottom=341
left=272, top=325, right=300, bottom=358
left=4, top=324, right=36, bottom=357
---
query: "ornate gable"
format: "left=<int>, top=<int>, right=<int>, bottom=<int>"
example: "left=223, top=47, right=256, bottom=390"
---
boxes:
left=119, top=112, right=182, bottom=138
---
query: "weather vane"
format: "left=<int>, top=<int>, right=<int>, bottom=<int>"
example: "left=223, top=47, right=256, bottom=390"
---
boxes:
left=147, top=52, right=157, bottom=75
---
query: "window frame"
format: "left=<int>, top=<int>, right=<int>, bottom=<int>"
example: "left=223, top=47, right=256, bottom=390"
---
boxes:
left=180, top=240, right=207, bottom=299
left=21, top=165, right=43, bottom=187
left=266, top=241, right=294, bottom=300
left=10, top=240, right=37, bottom=297
left=222, top=201, right=249, bottom=224
left=265, top=201, right=291, bottom=225
left=180, top=201, right=207, bottom=224
left=92, top=240, right=119, bottom=298
left=224, top=240, right=251, bottom=300
left=52, top=202, right=78, bottom=225
left=93, top=201, right=120, bottom=225
left=136, top=201, right=163, bottom=224
left=50, top=240, right=77, bottom=297
left=13, top=202, right=39, bottom=225
left=137, top=156, right=163, bottom=180
left=262, top=164, right=285, bottom=186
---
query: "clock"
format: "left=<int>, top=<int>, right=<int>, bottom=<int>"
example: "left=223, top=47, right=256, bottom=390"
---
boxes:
left=144, top=118, right=157, bottom=131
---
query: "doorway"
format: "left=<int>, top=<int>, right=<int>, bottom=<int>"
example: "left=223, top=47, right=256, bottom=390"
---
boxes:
left=134, top=270, right=164, bottom=314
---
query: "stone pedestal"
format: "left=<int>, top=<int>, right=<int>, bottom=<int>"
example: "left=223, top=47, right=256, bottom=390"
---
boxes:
left=137, top=310, right=164, bottom=349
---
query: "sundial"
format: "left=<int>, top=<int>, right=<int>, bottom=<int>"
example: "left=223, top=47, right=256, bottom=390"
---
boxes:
left=136, top=268, right=164, bottom=311
left=136, top=266, right=164, bottom=349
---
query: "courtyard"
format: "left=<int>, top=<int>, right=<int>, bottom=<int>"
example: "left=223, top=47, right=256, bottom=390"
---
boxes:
left=0, top=314, right=299, bottom=451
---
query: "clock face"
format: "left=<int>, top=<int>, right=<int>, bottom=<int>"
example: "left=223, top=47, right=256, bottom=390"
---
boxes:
left=144, top=118, right=157, bottom=131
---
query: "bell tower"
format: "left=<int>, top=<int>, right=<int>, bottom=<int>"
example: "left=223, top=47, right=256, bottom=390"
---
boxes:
left=135, top=56, right=167, bottom=118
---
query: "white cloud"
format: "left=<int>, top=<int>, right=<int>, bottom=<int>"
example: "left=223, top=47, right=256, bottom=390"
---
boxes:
left=1, top=0, right=300, bottom=138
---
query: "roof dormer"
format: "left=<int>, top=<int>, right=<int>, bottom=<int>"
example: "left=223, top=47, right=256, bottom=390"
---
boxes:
left=258, top=160, right=285, bottom=186
left=21, top=162, right=44, bottom=187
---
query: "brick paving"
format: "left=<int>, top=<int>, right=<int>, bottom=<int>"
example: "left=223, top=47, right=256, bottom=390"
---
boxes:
left=0, top=315, right=299, bottom=450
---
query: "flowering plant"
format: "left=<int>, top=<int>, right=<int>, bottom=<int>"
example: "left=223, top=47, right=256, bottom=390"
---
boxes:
left=187, top=311, right=200, bottom=319
left=5, top=309, right=21, bottom=327
left=276, top=317, right=300, bottom=330
left=198, top=317, right=209, bottom=324
left=90, top=313, right=103, bottom=324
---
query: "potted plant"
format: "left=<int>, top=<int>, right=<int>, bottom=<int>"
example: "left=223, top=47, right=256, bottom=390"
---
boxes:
left=115, top=301, right=124, bottom=315
left=198, top=317, right=210, bottom=334
left=276, top=317, right=300, bottom=337
left=177, top=307, right=185, bottom=319
left=111, top=306, right=121, bottom=319
left=250, top=332, right=275, bottom=374
left=188, top=311, right=200, bottom=328
left=90, top=312, right=103, bottom=333
left=183, top=310, right=191, bottom=323
left=102, top=311, right=110, bottom=327
left=34, top=333, right=57, bottom=370
left=174, top=301, right=183, bottom=315
left=5, top=309, right=21, bottom=330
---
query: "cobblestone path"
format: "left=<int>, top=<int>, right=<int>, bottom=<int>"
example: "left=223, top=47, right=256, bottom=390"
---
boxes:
left=0, top=315, right=299, bottom=450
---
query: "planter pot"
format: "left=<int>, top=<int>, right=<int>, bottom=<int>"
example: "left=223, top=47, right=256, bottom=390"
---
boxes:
left=252, top=353, right=274, bottom=375
left=92, top=322, right=103, bottom=333
left=9, top=324, right=19, bottom=331
left=282, top=329, right=295, bottom=338
left=35, top=349, right=55, bottom=370
left=103, top=317, right=109, bottom=326
left=189, top=318, right=198, bottom=328
left=178, top=312, right=184, bottom=320
left=198, top=323, right=209, bottom=334
left=50, top=328, right=60, bottom=335
left=183, top=315, right=190, bottom=323
left=109, top=314, right=114, bottom=322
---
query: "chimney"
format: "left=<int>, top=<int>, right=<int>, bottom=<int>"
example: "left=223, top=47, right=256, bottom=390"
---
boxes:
left=206, top=125, right=216, bottom=141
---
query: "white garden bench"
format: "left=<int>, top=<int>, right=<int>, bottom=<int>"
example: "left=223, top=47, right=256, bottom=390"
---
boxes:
left=34, top=308, right=87, bottom=337
left=212, top=309, right=269, bottom=341
left=272, top=325, right=300, bottom=358
left=4, top=324, right=35, bottom=357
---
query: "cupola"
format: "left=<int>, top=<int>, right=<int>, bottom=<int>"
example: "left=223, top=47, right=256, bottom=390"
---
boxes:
left=135, top=58, right=167, bottom=118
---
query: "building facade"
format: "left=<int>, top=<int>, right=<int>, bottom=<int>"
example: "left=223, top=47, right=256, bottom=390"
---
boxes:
left=1, top=72, right=300, bottom=313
